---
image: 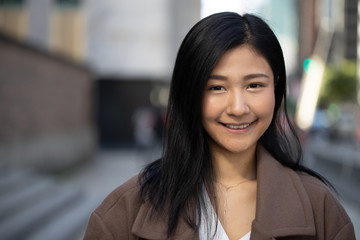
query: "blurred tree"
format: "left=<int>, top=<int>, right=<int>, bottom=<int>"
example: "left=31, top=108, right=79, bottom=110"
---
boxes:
left=319, top=60, right=358, bottom=106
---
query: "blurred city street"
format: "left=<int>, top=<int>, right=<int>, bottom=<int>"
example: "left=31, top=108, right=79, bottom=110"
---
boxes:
left=0, top=147, right=159, bottom=240
left=63, top=149, right=153, bottom=239
left=303, top=134, right=360, bottom=238
left=1, top=137, right=359, bottom=239
left=0, top=0, right=359, bottom=239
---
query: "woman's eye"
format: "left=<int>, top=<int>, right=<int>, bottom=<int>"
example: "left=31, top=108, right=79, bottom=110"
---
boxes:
left=209, top=86, right=224, bottom=91
left=248, top=83, right=261, bottom=89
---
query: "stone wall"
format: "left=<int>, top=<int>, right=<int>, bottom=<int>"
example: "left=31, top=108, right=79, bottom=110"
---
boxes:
left=0, top=34, right=96, bottom=172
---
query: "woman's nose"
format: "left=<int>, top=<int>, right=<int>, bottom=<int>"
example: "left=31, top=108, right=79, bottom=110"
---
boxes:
left=226, top=90, right=250, bottom=116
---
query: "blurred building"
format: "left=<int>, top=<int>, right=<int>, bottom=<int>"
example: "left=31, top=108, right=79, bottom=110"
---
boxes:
left=0, top=0, right=201, bottom=171
left=0, top=0, right=95, bottom=171
left=0, top=0, right=86, bottom=61
left=295, top=0, right=359, bottom=130
left=84, top=0, right=201, bottom=147
left=3, top=0, right=357, bottom=159
left=296, top=0, right=359, bottom=73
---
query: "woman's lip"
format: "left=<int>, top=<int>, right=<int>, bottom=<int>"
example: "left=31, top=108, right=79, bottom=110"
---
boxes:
left=220, top=120, right=257, bottom=130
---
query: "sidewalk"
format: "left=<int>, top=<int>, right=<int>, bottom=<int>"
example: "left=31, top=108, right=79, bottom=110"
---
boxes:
left=62, top=148, right=160, bottom=239
left=62, top=149, right=148, bottom=204
left=304, top=134, right=360, bottom=238
left=0, top=148, right=157, bottom=240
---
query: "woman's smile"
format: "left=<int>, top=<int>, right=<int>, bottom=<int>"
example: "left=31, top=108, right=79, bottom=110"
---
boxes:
left=220, top=120, right=256, bottom=130
left=219, top=120, right=257, bottom=135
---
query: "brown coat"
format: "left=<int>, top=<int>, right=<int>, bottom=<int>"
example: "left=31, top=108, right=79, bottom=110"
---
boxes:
left=84, top=146, right=356, bottom=239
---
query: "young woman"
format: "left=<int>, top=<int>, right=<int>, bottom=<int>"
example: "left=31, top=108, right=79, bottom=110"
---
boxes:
left=84, top=12, right=355, bottom=240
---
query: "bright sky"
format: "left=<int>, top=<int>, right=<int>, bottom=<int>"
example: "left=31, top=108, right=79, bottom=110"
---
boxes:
left=201, top=0, right=269, bottom=17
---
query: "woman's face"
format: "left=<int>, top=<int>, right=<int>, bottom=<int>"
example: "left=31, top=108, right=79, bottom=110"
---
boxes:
left=202, top=44, right=275, bottom=155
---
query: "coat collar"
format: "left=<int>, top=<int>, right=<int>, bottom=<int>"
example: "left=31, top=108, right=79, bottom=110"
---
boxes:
left=251, top=145, right=316, bottom=239
left=131, top=145, right=316, bottom=239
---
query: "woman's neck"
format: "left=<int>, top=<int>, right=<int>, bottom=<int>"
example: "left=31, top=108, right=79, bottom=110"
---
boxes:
left=211, top=144, right=257, bottom=185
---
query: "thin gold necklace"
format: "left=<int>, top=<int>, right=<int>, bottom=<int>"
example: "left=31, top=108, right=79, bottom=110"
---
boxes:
left=216, top=178, right=253, bottom=224
left=216, top=178, right=252, bottom=191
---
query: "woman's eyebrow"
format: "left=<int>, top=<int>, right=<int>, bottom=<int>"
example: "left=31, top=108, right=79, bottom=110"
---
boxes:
left=209, top=73, right=270, bottom=81
left=243, top=73, right=270, bottom=80
left=208, top=74, right=227, bottom=80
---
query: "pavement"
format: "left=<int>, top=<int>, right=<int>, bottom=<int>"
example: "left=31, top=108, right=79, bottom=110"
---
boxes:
left=0, top=147, right=160, bottom=240
left=62, top=147, right=161, bottom=239
left=303, top=134, right=360, bottom=238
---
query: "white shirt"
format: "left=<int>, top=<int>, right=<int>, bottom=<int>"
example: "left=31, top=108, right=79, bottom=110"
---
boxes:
left=199, top=187, right=251, bottom=240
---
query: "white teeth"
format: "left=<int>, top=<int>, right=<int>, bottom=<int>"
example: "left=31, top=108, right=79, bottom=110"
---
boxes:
left=225, top=123, right=250, bottom=129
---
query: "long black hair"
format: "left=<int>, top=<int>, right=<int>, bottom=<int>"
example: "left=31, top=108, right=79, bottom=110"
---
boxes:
left=139, top=12, right=328, bottom=237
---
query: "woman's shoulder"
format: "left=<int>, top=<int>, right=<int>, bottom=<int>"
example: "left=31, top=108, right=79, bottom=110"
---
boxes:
left=93, top=174, right=142, bottom=217
left=295, top=172, right=338, bottom=203
left=296, top=172, right=331, bottom=193
left=295, top=172, right=342, bottom=202
left=290, top=171, right=355, bottom=238
left=296, top=172, right=352, bottom=223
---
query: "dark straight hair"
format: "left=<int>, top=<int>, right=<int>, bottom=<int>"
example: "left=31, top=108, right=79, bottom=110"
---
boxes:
left=139, top=12, right=329, bottom=237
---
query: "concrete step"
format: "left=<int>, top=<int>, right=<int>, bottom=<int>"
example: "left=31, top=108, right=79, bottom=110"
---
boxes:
left=0, top=177, right=54, bottom=221
left=26, top=198, right=99, bottom=240
left=0, top=169, right=33, bottom=195
left=0, top=168, right=86, bottom=240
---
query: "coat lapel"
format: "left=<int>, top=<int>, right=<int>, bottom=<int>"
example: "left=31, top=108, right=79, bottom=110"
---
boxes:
left=251, top=145, right=316, bottom=239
